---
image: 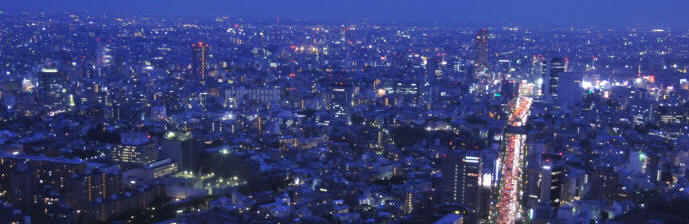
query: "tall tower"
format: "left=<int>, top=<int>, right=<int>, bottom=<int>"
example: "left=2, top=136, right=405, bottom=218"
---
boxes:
left=474, top=28, right=489, bottom=79
left=549, top=57, right=565, bottom=104
left=192, top=42, right=209, bottom=85
left=531, top=55, right=547, bottom=99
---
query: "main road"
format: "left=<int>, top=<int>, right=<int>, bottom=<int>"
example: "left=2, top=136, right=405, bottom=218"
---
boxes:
left=495, top=83, right=533, bottom=224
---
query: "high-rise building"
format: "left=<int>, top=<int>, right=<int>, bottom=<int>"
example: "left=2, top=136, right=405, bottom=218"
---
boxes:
left=330, top=86, right=350, bottom=117
left=524, top=150, right=566, bottom=219
left=441, top=150, right=481, bottom=214
left=477, top=149, right=499, bottom=220
left=191, top=42, right=209, bottom=85
left=111, top=132, right=158, bottom=165
left=539, top=160, right=565, bottom=207
left=549, top=57, right=565, bottom=104
left=81, top=166, right=122, bottom=203
left=474, top=28, right=489, bottom=79
left=531, top=55, right=547, bottom=99
left=38, top=65, right=67, bottom=111
left=161, top=131, right=195, bottom=171
left=524, top=144, right=544, bottom=213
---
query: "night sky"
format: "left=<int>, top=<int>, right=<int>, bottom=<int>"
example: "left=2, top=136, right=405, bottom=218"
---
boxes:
left=4, top=0, right=689, bottom=27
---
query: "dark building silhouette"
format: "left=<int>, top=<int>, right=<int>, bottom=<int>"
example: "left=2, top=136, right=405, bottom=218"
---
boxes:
left=549, top=57, right=565, bottom=104
left=441, top=150, right=480, bottom=215
left=474, top=28, right=489, bottom=79
left=38, top=64, right=67, bottom=111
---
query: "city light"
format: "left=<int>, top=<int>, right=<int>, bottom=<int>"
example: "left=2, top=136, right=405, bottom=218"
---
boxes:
left=0, top=4, right=684, bottom=224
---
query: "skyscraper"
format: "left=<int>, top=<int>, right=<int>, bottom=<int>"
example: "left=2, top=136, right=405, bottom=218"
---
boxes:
left=474, top=28, right=489, bottom=79
left=531, top=55, right=547, bottom=99
left=161, top=131, right=195, bottom=171
left=38, top=64, right=67, bottom=111
left=524, top=150, right=566, bottom=219
left=549, top=57, right=565, bottom=104
left=539, top=160, right=565, bottom=207
left=441, top=150, right=481, bottom=214
left=192, top=42, right=209, bottom=85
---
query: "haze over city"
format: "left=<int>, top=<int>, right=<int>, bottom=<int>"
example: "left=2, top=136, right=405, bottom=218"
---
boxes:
left=5, top=0, right=689, bottom=27
left=0, top=1, right=688, bottom=224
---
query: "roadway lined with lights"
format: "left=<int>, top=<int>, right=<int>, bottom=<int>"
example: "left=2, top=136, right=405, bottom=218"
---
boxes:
left=496, top=84, right=533, bottom=224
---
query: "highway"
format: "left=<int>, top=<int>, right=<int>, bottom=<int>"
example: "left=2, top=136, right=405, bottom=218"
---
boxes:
left=496, top=83, right=533, bottom=224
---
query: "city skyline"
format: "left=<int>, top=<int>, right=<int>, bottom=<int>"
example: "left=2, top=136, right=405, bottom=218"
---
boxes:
left=0, top=4, right=688, bottom=224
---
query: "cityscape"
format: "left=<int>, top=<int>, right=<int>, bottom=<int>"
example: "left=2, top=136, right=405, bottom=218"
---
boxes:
left=0, top=1, right=689, bottom=223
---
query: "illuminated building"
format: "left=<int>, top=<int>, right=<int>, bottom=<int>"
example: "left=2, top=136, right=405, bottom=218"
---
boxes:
left=441, top=151, right=480, bottom=214
left=279, top=136, right=298, bottom=151
left=549, top=57, right=565, bottom=104
left=111, top=132, right=158, bottom=165
left=477, top=150, right=499, bottom=220
left=330, top=86, right=350, bottom=117
left=146, top=158, right=179, bottom=179
left=38, top=64, right=67, bottom=111
left=0, top=153, right=87, bottom=205
left=80, top=165, right=122, bottom=203
left=531, top=55, right=547, bottom=99
left=392, top=82, right=419, bottom=108
left=84, top=184, right=164, bottom=222
left=224, top=87, right=281, bottom=108
left=474, top=28, right=489, bottom=79
left=539, top=161, right=565, bottom=207
left=524, top=152, right=566, bottom=220
left=192, top=42, right=209, bottom=85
